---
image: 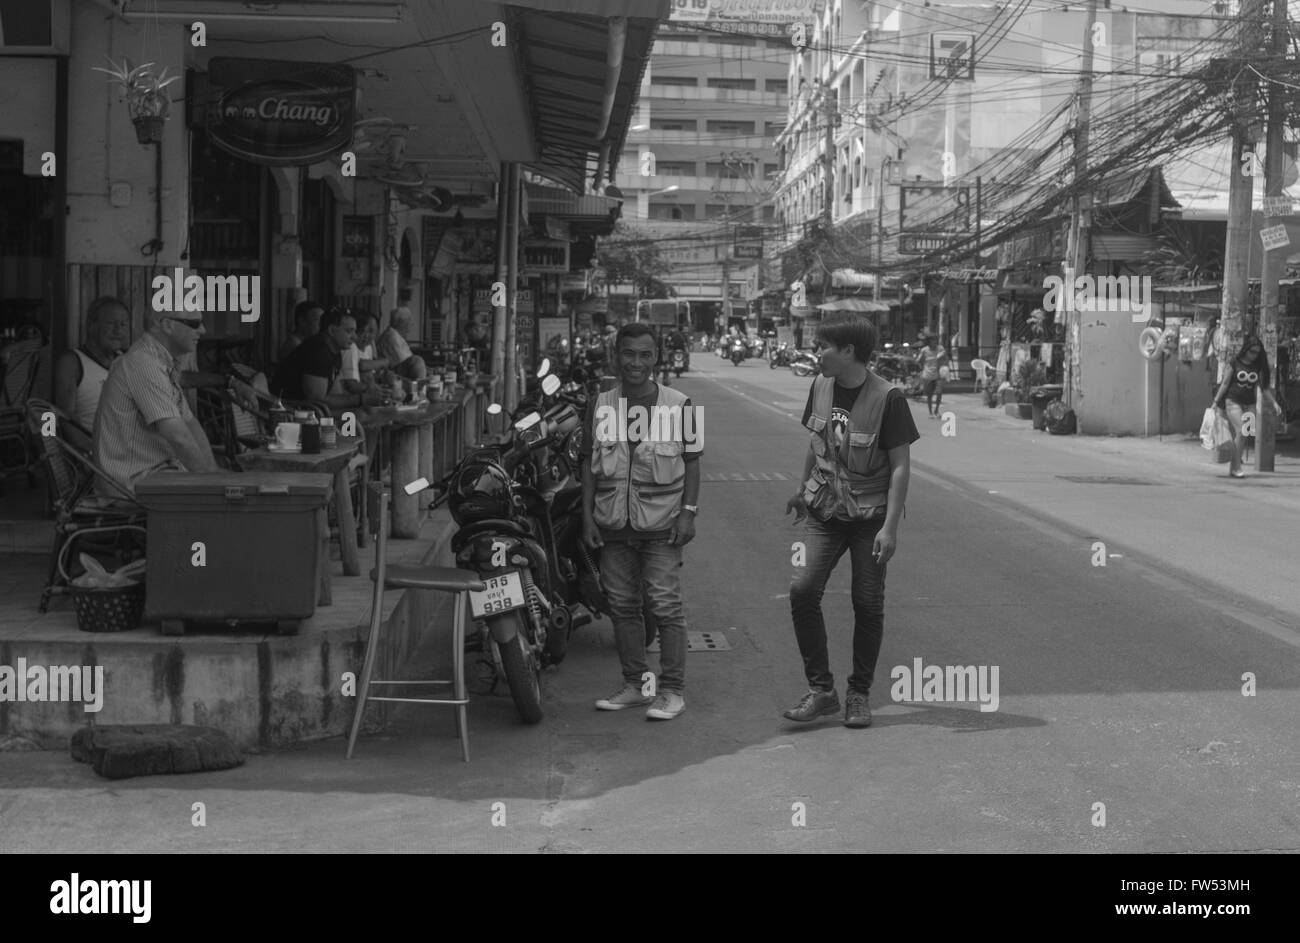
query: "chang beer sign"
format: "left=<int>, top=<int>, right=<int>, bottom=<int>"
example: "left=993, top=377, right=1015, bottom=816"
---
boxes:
left=205, top=58, right=356, bottom=167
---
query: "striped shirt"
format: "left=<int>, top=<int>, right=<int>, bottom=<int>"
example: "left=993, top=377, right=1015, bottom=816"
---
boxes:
left=92, top=331, right=192, bottom=496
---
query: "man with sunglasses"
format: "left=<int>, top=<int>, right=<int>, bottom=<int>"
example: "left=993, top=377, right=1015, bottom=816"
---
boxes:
left=93, top=309, right=218, bottom=497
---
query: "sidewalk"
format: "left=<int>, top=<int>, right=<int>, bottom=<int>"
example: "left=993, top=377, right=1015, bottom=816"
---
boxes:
left=910, top=393, right=1300, bottom=627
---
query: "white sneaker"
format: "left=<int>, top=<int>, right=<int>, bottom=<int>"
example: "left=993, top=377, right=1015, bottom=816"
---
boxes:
left=646, top=692, right=686, bottom=720
left=595, top=684, right=653, bottom=711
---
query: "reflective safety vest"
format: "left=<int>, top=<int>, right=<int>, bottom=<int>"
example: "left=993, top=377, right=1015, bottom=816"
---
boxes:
left=801, top=372, right=894, bottom=521
left=590, top=383, right=690, bottom=531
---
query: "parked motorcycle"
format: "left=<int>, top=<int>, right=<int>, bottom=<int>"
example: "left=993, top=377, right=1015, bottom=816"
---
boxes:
left=873, top=351, right=925, bottom=398
left=789, top=349, right=819, bottom=377
left=769, top=342, right=793, bottom=369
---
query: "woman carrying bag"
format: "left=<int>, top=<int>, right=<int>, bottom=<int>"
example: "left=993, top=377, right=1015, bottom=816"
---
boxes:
left=1213, top=334, right=1282, bottom=478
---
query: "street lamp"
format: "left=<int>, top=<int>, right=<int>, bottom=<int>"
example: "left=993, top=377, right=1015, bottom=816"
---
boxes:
left=648, top=184, right=679, bottom=197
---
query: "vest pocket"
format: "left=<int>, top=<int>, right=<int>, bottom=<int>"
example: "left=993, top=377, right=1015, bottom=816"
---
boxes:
left=593, top=480, right=621, bottom=527
left=594, top=441, right=621, bottom=477
left=648, top=440, right=684, bottom=484
left=846, top=432, right=879, bottom=473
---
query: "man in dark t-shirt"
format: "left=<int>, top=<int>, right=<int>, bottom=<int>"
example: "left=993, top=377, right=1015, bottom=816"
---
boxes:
left=784, top=316, right=920, bottom=728
left=270, top=307, right=383, bottom=412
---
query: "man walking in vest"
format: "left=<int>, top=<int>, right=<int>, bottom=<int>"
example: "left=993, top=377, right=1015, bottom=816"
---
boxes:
left=784, top=316, right=919, bottom=728
left=581, top=322, right=702, bottom=720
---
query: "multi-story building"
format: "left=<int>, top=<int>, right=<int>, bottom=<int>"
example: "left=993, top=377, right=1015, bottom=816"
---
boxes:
left=611, top=14, right=793, bottom=328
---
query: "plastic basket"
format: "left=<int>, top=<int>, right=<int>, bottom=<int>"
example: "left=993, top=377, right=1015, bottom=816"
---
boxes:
left=70, top=581, right=146, bottom=633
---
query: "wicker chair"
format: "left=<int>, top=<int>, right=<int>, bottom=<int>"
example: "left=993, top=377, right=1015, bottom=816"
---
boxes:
left=0, top=344, right=44, bottom=488
left=25, top=399, right=147, bottom=613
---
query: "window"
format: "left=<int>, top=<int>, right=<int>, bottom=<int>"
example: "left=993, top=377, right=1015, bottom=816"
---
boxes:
left=708, top=77, right=756, bottom=91
left=707, top=120, right=756, bottom=134
left=655, top=161, right=694, bottom=176
left=704, top=203, right=731, bottom=219
left=765, top=121, right=786, bottom=137
left=763, top=205, right=776, bottom=222
left=765, top=79, right=788, bottom=93
left=764, top=162, right=779, bottom=177
left=706, top=161, right=755, bottom=178
left=713, top=34, right=755, bottom=46
left=651, top=119, right=697, bottom=132
left=649, top=202, right=695, bottom=221
left=651, top=75, right=698, bottom=88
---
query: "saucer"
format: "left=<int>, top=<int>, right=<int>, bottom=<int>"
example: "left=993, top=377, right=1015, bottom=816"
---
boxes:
left=267, top=443, right=302, bottom=453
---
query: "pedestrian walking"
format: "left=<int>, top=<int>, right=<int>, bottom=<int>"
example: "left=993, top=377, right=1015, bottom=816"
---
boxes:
left=783, top=315, right=920, bottom=728
left=916, top=332, right=948, bottom=417
left=582, top=322, right=701, bottom=720
left=1213, top=333, right=1282, bottom=478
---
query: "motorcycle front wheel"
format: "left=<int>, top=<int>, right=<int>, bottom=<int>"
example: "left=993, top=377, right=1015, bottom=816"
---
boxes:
left=491, top=612, right=544, bottom=724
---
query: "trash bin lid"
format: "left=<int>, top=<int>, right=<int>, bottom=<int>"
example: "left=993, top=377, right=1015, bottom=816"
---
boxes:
left=136, top=472, right=332, bottom=499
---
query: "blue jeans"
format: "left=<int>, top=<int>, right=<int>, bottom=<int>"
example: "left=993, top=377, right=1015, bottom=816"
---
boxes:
left=790, top=515, right=887, bottom=695
left=1223, top=400, right=1249, bottom=472
left=600, top=539, right=687, bottom=694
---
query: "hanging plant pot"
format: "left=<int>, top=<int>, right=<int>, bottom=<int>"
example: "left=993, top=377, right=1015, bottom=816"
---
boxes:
left=133, top=115, right=166, bottom=145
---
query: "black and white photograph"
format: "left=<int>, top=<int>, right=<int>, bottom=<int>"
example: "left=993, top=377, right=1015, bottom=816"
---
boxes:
left=0, top=0, right=1294, bottom=908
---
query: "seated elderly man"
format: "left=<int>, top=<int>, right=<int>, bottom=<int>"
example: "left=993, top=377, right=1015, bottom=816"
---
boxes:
left=93, top=309, right=219, bottom=496
left=53, top=296, right=129, bottom=447
left=277, top=299, right=324, bottom=363
left=376, top=307, right=427, bottom=380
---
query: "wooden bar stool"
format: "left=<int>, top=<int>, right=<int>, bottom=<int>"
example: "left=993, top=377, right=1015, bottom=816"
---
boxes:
left=346, top=485, right=485, bottom=763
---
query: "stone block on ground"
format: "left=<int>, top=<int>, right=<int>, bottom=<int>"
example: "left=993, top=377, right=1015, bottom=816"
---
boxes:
left=70, top=725, right=244, bottom=779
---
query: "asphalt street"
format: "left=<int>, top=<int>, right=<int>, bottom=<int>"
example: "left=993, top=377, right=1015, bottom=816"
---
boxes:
left=1, top=353, right=1298, bottom=854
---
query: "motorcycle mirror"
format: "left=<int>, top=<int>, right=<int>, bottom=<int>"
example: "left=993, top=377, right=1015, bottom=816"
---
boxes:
left=486, top=403, right=503, bottom=415
left=541, top=374, right=562, bottom=396
left=403, top=477, right=429, bottom=496
left=537, top=358, right=551, bottom=378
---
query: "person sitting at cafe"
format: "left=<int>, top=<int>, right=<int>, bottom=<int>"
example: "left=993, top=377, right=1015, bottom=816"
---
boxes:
left=273, top=306, right=385, bottom=412
left=53, top=296, right=129, bottom=448
left=376, top=306, right=428, bottom=380
left=336, top=311, right=387, bottom=394
left=93, top=309, right=219, bottom=496
left=276, top=299, right=324, bottom=364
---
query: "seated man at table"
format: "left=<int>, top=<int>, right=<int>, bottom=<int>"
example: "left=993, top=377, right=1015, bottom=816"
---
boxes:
left=93, top=310, right=219, bottom=496
left=335, top=311, right=388, bottom=396
left=53, top=296, right=129, bottom=449
left=277, top=299, right=324, bottom=364
left=376, top=307, right=428, bottom=380
left=273, top=306, right=385, bottom=413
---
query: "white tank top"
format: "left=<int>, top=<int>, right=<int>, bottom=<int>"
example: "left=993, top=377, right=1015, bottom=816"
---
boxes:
left=74, top=348, right=111, bottom=429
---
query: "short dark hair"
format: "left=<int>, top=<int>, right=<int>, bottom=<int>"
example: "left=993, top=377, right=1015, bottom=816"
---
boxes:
left=616, top=321, right=657, bottom=352
left=86, top=295, right=128, bottom=327
left=321, top=306, right=353, bottom=331
left=294, top=299, right=323, bottom=327
left=354, top=311, right=377, bottom=331
left=816, top=315, right=876, bottom=363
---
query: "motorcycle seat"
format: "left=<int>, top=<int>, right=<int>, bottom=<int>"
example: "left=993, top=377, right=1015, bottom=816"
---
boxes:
left=451, top=517, right=534, bottom=552
left=378, top=565, right=486, bottom=593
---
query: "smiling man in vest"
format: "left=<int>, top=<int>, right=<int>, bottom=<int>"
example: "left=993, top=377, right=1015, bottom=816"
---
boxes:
left=784, top=315, right=919, bottom=728
left=581, top=322, right=701, bottom=720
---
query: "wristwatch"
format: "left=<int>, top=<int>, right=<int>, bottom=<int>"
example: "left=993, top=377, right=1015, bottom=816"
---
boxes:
left=682, top=504, right=699, bottom=515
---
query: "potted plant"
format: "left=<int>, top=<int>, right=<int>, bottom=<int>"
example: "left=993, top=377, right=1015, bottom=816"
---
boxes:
left=1006, top=359, right=1046, bottom=419
left=92, top=57, right=180, bottom=145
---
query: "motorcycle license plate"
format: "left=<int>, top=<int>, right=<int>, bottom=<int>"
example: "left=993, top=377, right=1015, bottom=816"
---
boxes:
left=469, top=571, right=527, bottom=618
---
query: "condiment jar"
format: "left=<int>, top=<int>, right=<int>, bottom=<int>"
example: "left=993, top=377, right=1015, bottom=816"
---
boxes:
left=319, top=416, right=337, bottom=449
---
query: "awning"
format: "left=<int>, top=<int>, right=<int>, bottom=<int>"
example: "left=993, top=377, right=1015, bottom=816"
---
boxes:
left=511, top=5, right=668, bottom=191
left=818, top=297, right=893, bottom=313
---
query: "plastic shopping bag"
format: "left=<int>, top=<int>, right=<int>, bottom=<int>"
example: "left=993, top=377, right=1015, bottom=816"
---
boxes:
left=1199, top=407, right=1217, bottom=450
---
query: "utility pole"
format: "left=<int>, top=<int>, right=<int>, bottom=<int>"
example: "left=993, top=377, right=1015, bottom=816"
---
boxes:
left=1256, top=0, right=1287, bottom=471
left=1220, top=0, right=1266, bottom=411
left=821, top=84, right=837, bottom=231
left=1063, top=0, right=1100, bottom=410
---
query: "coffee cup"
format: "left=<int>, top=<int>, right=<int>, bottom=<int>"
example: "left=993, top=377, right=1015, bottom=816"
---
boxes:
left=274, top=422, right=301, bottom=449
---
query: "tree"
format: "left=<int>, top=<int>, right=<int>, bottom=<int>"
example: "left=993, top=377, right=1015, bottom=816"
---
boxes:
left=594, top=224, right=672, bottom=299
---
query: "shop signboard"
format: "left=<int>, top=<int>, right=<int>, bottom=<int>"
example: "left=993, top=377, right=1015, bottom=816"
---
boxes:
left=899, top=185, right=971, bottom=233
left=341, top=216, right=372, bottom=258
left=668, top=0, right=816, bottom=36
left=521, top=239, right=569, bottom=274
left=899, top=233, right=953, bottom=254
left=204, top=58, right=356, bottom=168
left=1260, top=224, right=1290, bottom=251
left=473, top=288, right=533, bottom=311
left=733, top=225, right=764, bottom=260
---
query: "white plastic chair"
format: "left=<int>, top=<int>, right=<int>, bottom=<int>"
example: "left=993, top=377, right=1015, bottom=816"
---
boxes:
left=971, top=358, right=994, bottom=392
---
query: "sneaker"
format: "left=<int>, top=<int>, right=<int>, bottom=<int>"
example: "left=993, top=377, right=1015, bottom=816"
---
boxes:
left=595, top=684, right=653, bottom=711
left=646, top=692, right=686, bottom=720
left=782, top=688, right=841, bottom=722
left=844, top=690, right=872, bottom=728
left=1230, top=469, right=1246, bottom=479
